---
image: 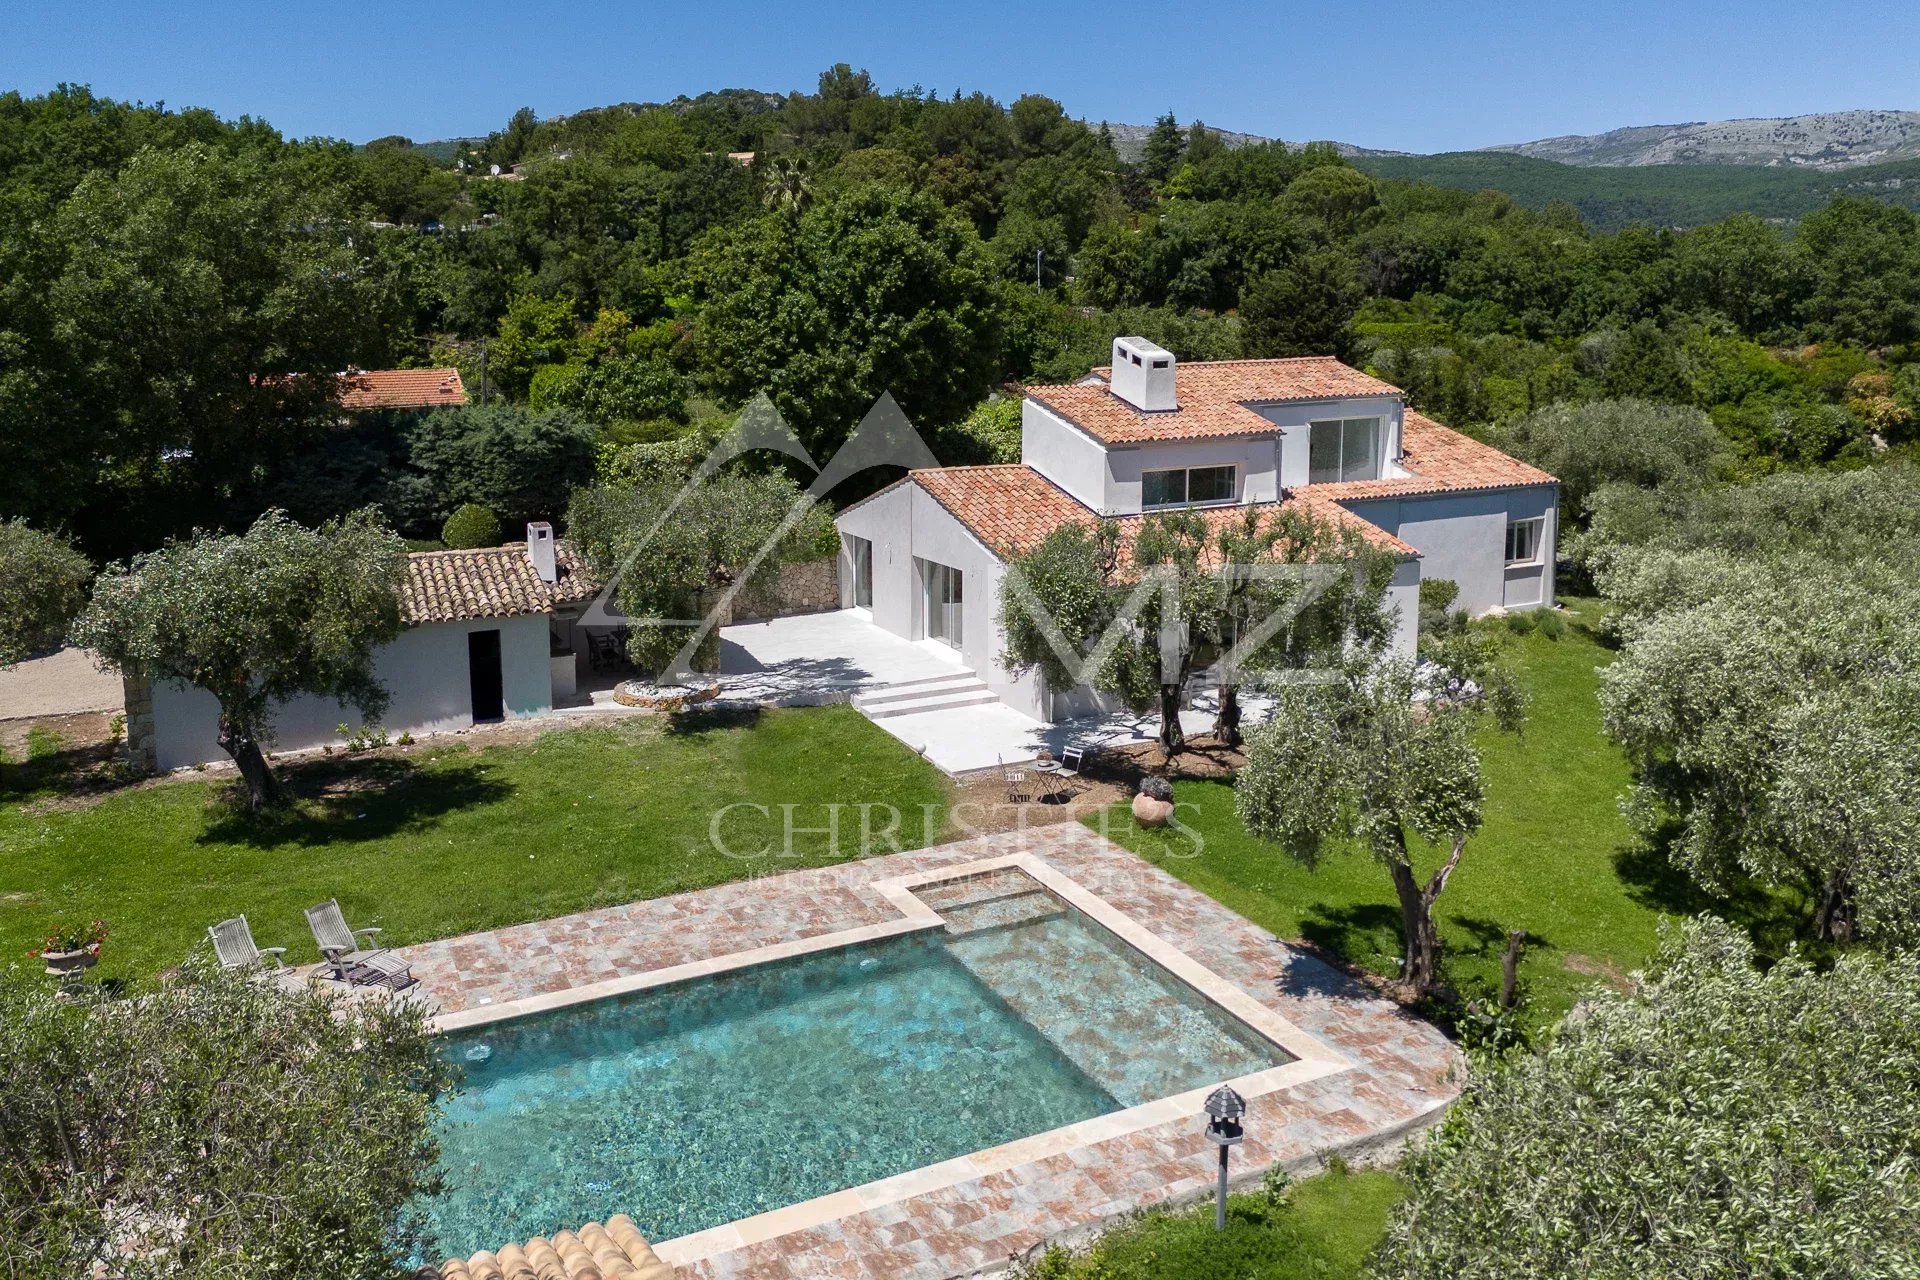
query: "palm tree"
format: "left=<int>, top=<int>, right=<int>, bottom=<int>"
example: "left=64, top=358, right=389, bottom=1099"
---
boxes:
left=761, top=155, right=814, bottom=220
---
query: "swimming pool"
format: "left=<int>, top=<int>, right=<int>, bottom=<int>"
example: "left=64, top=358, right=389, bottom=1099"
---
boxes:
left=417, top=867, right=1296, bottom=1260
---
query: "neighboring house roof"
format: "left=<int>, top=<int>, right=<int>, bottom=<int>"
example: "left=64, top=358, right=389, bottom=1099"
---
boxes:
left=1313, top=410, right=1557, bottom=500
left=338, top=367, right=468, bottom=411
left=903, top=464, right=1419, bottom=563
left=399, top=540, right=598, bottom=625
left=1024, top=358, right=1403, bottom=445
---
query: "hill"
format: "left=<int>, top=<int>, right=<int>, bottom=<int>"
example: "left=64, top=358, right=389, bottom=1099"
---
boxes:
left=1355, top=150, right=1920, bottom=230
left=1484, top=110, right=1920, bottom=170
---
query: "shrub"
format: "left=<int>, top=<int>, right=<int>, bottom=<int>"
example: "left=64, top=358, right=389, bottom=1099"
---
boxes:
left=1376, top=918, right=1920, bottom=1278
left=1533, top=607, right=1566, bottom=639
left=1417, top=577, right=1462, bottom=636
left=0, top=960, right=452, bottom=1277
left=1139, top=775, right=1174, bottom=802
left=440, top=503, right=502, bottom=549
left=1503, top=610, right=1537, bottom=635
left=0, top=520, right=91, bottom=667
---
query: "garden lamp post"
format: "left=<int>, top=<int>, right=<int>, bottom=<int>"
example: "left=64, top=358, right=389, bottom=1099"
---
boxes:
left=1204, top=1084, right=1246, bottom=1231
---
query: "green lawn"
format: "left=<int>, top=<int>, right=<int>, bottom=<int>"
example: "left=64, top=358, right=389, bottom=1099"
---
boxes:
left=1097, top=599, right=1667, bottom=1023
left=0, top=706, right=951, bottom=977
left=1018, top=1165, right=1404, bottom=1279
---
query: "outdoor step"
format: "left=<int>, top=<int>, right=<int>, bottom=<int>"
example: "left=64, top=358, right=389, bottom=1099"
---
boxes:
left=856, top=678, right=990, bottom=708
left=860, top=689, right=1002, bottom=719
left=853, top=670, right=981, bottom=699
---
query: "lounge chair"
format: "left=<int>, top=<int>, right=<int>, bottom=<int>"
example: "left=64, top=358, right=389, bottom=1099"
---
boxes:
left=305, top=899, right=412, bottom=989
left=208, top=915, right=285, bottom=972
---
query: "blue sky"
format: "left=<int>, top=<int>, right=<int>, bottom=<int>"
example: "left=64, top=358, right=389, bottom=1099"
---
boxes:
left=7, top=1, right=1917, bottom=151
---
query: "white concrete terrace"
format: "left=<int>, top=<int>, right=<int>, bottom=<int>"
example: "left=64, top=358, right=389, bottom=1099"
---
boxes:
left=716, top=610, right=1278, bottom=776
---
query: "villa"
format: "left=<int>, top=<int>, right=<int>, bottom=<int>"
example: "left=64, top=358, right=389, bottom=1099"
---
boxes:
left=834, top=338, right=1558, bottom=723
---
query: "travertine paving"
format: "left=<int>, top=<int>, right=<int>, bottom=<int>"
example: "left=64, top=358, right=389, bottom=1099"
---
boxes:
left=392, top=826, right=1460, bottom=1280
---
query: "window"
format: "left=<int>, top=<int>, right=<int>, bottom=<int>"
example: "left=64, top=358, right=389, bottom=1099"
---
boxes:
left=1505, top=517, right=1545, bottom=566
left=847, top=535, right=873, bottom=608
left=1306, top=418, right=1382, bottom=484
left=1142, top=464, right=1236, bottom=509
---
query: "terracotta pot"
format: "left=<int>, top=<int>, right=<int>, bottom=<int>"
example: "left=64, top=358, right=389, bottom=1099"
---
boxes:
left=42, top=949, right=98, bottom=980
left=1132, top=794, right=1175, bottom=827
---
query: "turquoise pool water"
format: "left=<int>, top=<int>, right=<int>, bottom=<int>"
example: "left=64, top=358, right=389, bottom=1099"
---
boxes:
left=418, top=876, right=1288, bottom=1258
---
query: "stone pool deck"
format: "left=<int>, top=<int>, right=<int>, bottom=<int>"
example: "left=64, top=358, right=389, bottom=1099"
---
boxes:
left=390, top=825, right=1462, bottom=1280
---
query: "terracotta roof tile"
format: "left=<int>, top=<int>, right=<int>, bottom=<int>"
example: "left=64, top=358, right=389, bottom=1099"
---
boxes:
left=1318, top=410, right=1556, bottom=500
left=1025, top=358, right=1403, bottom=444
left=399, top=540, right=598, bottom=625
left=906, top=465, right=1417, bottom=563
left=429, top=1213, right=679, bottom=1279
left=338, top=367, right=467, bottom=411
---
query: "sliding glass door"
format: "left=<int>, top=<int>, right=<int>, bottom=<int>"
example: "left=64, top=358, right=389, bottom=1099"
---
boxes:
left=925, top=561, right=963, bottom=648
left=848, top=535, right=873, bottom=608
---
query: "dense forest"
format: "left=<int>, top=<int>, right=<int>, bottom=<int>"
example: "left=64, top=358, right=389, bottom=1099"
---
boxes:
left=4, top=73, right=1920, bottom=560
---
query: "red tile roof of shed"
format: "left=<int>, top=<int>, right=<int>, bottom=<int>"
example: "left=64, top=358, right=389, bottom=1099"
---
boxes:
left=339, top=367, right=468, bottom=411
left=399, top=540, right=598, bottom=625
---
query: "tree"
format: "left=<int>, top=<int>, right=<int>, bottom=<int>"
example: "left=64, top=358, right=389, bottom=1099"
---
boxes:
left=487, top=292, right=578, bottom=399
left=440, top=503, right=501, bottom=549
left=1596, top=548, right=1920, bottom=947
left=567, top=471, right=835, bottom=676
left=0, top=521, right=90, bottom=667
left=72, top=510, right=405, bottom=809
left=1376, top=917, right=1920, bottom=1279
left=0, top=959, right=452, bottom=1278
left=1280, top=164, right=1378, bottom=238
left=403, top=404, right=598, bottom=533
left=687, top=185, right=1002, bottom=458
left=1239, top=250, right=1366, bottom=359
left=1140, top=113, right=1185, bottom=183
left=760, top=154, right=815, bottom=219
left=999, top=507, right=1391, bottom=755
left=1235, top=634, right=1520, bottom=995
left=1492, top=398, right=1728, bottom=522
left=1183, top=120, right=1226, bottom=167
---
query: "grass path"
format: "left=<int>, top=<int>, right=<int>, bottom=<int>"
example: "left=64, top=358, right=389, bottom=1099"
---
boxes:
left=0, top=706, right=950, bottom=977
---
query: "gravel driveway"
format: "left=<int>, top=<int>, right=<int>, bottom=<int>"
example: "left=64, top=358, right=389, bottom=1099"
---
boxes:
left=0, top=647, right=124, bottom=720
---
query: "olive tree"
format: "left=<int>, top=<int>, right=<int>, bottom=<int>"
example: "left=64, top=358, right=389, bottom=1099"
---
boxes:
left=999, top=507, right=1392, bottom=755
left=0, top=960, right=453, bottom=1280
left=1234, top=647, right=1510, bottom=996
left=0, top=520, right=91, bottom=668
left=1491, top=398, right=1729, bottom=523
left=72, top=510, right=405, bottom=809
left=1598, top=547, right=1920, bottom=947
left=1376, top=917, right=1920, bottom=1279
left=567, top=470, right=835, bottom=677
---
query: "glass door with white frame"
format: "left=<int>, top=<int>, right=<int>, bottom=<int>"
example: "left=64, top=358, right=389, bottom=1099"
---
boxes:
left=925, top=561, right=963, bottom=649
left=848, top=535, right=873, bottom=608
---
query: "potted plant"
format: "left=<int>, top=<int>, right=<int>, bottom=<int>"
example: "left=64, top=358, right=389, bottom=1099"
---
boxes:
left=36, top=918, right=107, bottom=980
left=1132, top=776, right=1175, bottom=827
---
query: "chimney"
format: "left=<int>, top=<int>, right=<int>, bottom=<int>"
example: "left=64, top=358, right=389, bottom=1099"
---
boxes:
left=1109, top=336, right=1177, bottom=412
left=526, top=521, right=557, bottom=584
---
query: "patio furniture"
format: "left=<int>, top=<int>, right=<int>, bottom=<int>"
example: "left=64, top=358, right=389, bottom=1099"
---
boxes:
left=208, top=916, right=285, bottom=973
left=998, top=754, right=1032, bottom=804
left=1056, top=745, right=1089, bottom=795
left=586, top=631, right=623, bottom=672
left=305, top=899, right=413, bottom=989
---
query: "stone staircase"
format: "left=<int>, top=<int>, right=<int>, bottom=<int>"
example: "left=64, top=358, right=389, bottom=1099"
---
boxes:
left=852, top=669, right=1000, bottom=720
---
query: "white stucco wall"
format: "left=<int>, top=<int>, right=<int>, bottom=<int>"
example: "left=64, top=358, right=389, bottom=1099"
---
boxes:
left=1021, top=400, right=1111, bottom=511
left=1103, top=435, right=1280, bottom=513
left=1337, top=486, right=1558, bottom=617
left=1254, top=396, right=1407, bottom=490
left=836, top=484, right=1049, bottom=719
left=145, top=615, right=554, bottom=772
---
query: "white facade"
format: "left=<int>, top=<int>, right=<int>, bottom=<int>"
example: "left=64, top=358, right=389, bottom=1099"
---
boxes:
left=840, top=342, right=1557, bottom=728
left=1338, top=487, right=1558, bottom=616
left=140, top=615, right=553, bottom=772
left=835, top=483, right=1049, bottom=719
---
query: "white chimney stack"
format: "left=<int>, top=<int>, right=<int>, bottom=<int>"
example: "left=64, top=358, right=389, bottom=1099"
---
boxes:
left=1109, top=336, right=1177, bottom=412
left=526, top=521, right=557, bottom=584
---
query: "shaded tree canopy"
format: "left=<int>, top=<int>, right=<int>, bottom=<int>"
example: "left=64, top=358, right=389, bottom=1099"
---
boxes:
left=71, top=509, right=406, bottom=808
left=1377, top=917, right=1920, bottom=1279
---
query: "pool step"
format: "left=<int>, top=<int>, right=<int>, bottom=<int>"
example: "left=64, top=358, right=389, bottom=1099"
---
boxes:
left=854, top=672, right=1001, bottom=720
left=937, top=890, right=1066, bottom=937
